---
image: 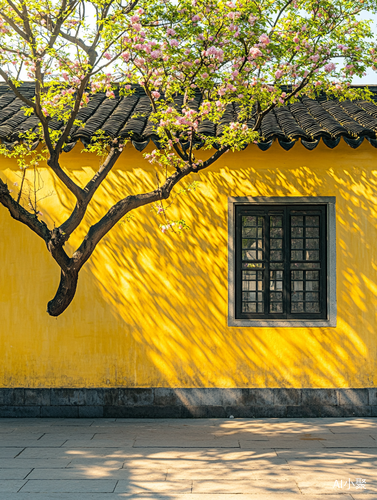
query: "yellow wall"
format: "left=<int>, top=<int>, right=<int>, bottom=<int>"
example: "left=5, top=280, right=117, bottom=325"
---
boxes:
left=1, top=139, right=377, bottom=388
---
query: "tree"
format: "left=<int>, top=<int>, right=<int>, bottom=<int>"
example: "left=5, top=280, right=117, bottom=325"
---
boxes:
left=0, top=0, right=375, bottom=316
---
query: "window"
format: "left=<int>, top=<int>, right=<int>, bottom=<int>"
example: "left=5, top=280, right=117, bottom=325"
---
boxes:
left=228, top=197, right=336, bottom=327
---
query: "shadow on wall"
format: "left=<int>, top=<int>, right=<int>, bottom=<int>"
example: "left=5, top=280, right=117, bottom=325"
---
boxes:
left=0, top=139, right=377, bottom=388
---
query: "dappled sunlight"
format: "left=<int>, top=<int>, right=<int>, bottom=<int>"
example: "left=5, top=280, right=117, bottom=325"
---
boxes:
left=1, top=139, right=377, bottom=388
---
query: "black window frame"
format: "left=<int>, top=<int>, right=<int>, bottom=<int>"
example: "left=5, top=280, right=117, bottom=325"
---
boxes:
left=235, top=204, right=327, bottom=320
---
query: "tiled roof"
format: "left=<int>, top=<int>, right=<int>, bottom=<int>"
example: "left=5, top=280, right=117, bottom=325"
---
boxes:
left=1, top=83, right=377, bottom=152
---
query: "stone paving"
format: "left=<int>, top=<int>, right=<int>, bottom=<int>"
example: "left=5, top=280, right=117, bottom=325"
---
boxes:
left=0, top=417, right=376, bottom=499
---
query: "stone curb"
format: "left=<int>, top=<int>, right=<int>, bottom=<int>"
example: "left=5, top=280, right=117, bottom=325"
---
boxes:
left=0, top=388, right=376, bottom=418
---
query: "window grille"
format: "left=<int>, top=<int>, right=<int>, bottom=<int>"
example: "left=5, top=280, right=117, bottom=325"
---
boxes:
left=235, top=205, right=327, bottom=320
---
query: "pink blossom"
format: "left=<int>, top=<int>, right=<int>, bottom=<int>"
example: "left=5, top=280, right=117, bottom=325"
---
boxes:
left=324, top=62, right=336, bottom=73
left=169, top=39, right=179, bottom=47
left=192, top=15, right=201, bottom=22
left=137, top=8, right=144, bottom=15
left=104, top=52, right=111, bottom=60
left=166, top=28, right=176, bottom=36
left=131, top=15, right=140, bottom=22
left=151, top=91, right=160, bottom=99
left=248, top=15, right=257, bottom=25
left=249, top=47, right=262, bottom=58
left=310, top=54, right=320, bottom=62
left=293, top=35, right=299, bottom=43
left=132, top=23, right=141, bottom=31
left=275, top=69, right=284, bottom=79
left=259, top=34, right=270, bottom=45
left=106, top=90, right=115, bottom=98
left=150, top=49, right=162, bottom=59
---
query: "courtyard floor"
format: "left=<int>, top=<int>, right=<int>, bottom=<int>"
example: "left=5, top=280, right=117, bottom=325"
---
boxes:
left=0, top=417, right=376, bottom=499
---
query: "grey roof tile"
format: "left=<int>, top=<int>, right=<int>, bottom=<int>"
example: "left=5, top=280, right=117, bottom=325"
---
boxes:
left=0, top=84, right=376, bottom=151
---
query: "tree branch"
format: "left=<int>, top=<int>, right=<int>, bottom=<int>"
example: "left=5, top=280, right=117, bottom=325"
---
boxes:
left=58, top=146, right=123, bottom=238
left=0, top=176, right=50, bottom=242
left=72, top=164, right=193, bottom=269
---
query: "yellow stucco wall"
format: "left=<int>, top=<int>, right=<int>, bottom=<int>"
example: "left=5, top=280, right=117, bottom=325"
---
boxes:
left=1, top=139, right=377, bottom=388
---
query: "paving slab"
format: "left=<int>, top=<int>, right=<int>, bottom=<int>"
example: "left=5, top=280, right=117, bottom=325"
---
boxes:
left=0, top=480, right=26, bottom=492
left=27, top=468, right=167, bottom=480
left=114, top=480, right=192, bottom=493
left=0, top=469, right=32, bottom=479
left=191, top=479, right=301, bottom=494
left=133, top=438, right=240, bottom=448
left=62, top=439, right=135, bottom=448
left=0, top=448, right=24, bottom=458
left=0, top=439, right=68, bottom=447
left=0, top=458, right=71, bottom=468
left=19, top=479, right=118, bottom=492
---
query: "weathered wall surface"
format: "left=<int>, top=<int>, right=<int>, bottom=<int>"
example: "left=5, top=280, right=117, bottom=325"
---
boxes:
left=1, top=140, right=377, bottom=389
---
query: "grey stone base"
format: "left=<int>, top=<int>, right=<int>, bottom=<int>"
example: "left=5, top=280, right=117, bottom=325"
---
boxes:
left=0, top=388, right=376, bottom=418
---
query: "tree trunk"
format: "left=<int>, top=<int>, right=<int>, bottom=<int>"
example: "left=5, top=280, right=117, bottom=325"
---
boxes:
left=47, top=269, right=79, bottom=317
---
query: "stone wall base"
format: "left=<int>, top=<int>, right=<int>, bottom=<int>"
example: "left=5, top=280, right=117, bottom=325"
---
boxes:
left=0, top=388, right=376, bottom=418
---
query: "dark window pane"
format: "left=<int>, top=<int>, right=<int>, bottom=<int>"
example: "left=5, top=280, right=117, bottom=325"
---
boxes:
left=305, top=227, right=319, bottom=237
left=306, top=302, right=320, bottom=313
left=292, top=271, right=304, bottom=280
left=291, top=251, right=303, bottom=260
left=258, top=217, right=264, bottom=226
left=292, top=239, right=303, bottom=249
left=242, top=238, right=256, bottom=249
left=306, top=239, right=319, bottom=249
left=242, top=281, right=256, bottom=291
left=243, top=216, right=257, bottom=226
left=242, top=270, right=256, bottom=280
left=270, top=216, right=283, bottom=227
left=275, top=281, right=283, bottom=290
left=271, top=250, right=283, bottom=261
left=258, top=228, right=263, bottom=238
left=243, top=250, right=257, bottom=260
left=242, top=227, right=257, bottom=238
left=270, top=239, right=283, bottom=249
left=270, top=302, right=283, bottom=313
left=270, top=262, right=284, bottom=269
left=270, top=292, right=283, bottom=301
left=305, top=292, right=319, bottom=301
left=291, top=262, right=321, bottom=269
left=243, top=302, right=257, bottom=312
left=258, top=302, right=264, bottom=312
left=292, top=292, right=304, bottom=301
left=306, top=250, right=319, bottom=261
left=271, top=228, right=283, bottom=238
left=293, top=281, right=304, bottom=291
left=276, top=271, right=283, bottom=279
left=306, top=271, right=319, bottom=280
left=291, top=216, right=304, bottom=226
left=291, top=227, right=304, bottom=237
left=306, top=216, right=319, bottom=226
left=306, top=281, right=319, bottom=291
left=243, top=292, right=256, bottom=301
left=291, top=302, right=304, bottom=312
